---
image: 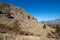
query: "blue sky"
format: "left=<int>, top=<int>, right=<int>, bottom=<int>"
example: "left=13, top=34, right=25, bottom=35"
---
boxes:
left=0, top=0, right=60, bottom=21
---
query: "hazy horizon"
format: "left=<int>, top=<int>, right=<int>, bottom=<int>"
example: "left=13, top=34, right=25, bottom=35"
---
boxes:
left=0, top=0, right=60, bottom=21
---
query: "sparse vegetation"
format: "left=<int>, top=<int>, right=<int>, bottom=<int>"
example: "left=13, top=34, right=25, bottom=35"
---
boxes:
left=55, top=25, right=60, bottom=33
left=11, top=20, right=21, bottom=33
left=43, top=24, right=46, bottom=29
left=28, top=16, right=30, bottom=19
left=54, top=25, right=60, bottom=40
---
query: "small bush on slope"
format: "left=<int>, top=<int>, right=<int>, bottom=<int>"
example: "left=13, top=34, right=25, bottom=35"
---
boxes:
left=54, top=25, right=60, bottom=40
left=28, top=16, right=30, bottom=19
left=55, top=25, right=60, bottom=33
left=11, top=20, right=21, bottom=33
left=43, top=24, right=46, bottom=29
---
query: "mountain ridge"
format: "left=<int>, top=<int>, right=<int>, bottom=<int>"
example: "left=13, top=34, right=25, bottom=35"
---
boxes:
left=43, top=19, right=60, bottom=29
left=43, top=19, right=60, bottom=25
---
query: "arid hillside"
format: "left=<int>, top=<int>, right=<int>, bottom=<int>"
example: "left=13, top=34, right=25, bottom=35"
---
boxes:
left=0, top=2, right=56, bottom=40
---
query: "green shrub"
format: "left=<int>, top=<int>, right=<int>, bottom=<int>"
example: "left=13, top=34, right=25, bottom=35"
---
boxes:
left=55, top=25, right=60, bottom=40
left=11, top=20, right=21, bottom=33
left=43, top=24, right=46, bottom=29
left=55, top=25, right=60, bottom=33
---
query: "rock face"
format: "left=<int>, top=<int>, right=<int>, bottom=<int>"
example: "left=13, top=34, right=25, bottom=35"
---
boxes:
left=0, top=2, right=55, bottom=40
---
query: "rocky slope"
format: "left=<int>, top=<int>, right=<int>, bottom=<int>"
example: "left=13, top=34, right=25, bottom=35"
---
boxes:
left=0, top=2, right=55, bottom=40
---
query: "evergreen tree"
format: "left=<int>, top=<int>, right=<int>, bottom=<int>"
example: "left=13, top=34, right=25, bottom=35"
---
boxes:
left=43, top=24, right=46, bottom=29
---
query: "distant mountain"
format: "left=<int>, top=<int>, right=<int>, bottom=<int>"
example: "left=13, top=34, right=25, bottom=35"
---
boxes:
left=43, top=19, right=60, bottom=28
